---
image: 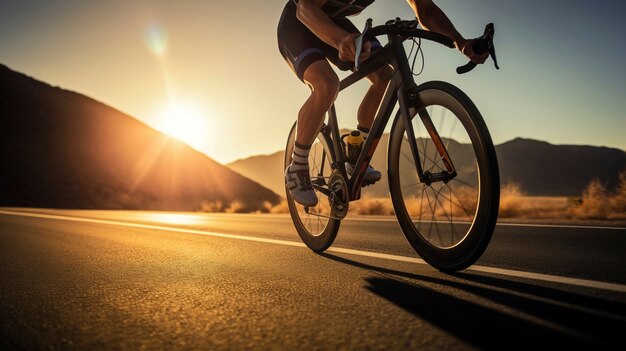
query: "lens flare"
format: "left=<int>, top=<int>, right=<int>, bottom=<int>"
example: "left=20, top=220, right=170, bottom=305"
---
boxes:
left=145, top=23, right=168, bottom=56
left=156, top=99, right=210, bottom=152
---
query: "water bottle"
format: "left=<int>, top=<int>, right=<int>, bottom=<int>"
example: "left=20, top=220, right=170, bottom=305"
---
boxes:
left=346, top=130, right=364, bottom=164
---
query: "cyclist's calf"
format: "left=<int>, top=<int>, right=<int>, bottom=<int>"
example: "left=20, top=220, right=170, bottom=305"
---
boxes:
left=367, top=65, right=394, bottom=86
left=358, top=65, right=394, bottom=129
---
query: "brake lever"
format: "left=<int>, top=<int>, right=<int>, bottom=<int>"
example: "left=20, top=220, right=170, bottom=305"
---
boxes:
left=354, top=18, right=373, bottom=72
left=456, top=23, right=499, bottom=74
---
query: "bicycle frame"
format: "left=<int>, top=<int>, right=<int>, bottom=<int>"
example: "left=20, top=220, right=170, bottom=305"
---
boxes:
left=318, top=34, right=457, bottom=201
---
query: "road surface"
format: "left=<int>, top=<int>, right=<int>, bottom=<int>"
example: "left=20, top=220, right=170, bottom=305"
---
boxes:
left=1, top=208, right=625, bottom=350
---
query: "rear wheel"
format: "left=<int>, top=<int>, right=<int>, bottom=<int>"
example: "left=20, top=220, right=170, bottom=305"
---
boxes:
left=285, top=123, right=341, bottom=252
left=388, top=81, right=500, bottom=272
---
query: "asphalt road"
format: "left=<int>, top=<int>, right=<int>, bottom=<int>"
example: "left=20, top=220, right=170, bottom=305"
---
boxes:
left=1, top=208, right=625, bottom=350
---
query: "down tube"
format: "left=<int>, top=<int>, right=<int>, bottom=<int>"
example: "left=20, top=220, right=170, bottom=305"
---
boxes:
left=349, top=75, right=402, bottom=199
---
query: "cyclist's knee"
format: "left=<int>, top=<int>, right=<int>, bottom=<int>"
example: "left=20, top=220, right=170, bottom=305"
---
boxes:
left=303, top=63, right=340, bottom=104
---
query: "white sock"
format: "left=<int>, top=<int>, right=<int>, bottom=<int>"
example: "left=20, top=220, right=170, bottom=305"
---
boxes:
left=289, top=142, right=310, bottom=172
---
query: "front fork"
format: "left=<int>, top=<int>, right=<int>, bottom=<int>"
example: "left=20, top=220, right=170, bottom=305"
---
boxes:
left=398, top=85, right=457, bottom=185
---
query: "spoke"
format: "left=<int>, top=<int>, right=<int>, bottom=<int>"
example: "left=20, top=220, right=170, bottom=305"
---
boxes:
left=423, top=187, right=442, bottom=241
left=401, top=182, right=420, bottom=192
left=419, top=107, right=445, bottom=172
left=430, top=185, right=446, bottom=245
left=446, top=182, right=460, bottom=241
left=401, top=147, right=442, bottom=175
left=431, top=184, right=463, bottom=245
left=433, top=187, right=475, bottom=219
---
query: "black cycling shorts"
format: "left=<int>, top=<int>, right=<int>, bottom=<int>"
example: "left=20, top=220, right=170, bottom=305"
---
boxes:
left=277, top=2, right=382, bottom=82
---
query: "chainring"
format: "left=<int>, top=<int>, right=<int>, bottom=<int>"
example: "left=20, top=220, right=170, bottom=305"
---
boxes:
left=328, top=170, right=349, bottom=219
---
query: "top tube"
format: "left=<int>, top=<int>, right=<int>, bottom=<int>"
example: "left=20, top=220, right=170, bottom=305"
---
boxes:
left=363, top=21, right=455, bottom=49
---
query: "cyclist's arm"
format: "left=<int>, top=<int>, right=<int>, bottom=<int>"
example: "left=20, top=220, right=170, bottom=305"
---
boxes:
left=297, top=0, right=369, bottom=62
left=408, top=0, right=487, bottom=63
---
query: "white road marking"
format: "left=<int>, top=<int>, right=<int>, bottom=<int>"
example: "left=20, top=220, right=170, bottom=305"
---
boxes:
left=343, top=216, right=626, bottom=231
left=2, top=209, right=625, bottom=293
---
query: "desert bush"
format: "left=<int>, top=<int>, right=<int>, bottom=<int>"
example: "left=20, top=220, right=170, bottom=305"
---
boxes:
left=570, top=179, right=611, bottom=219
left=199, top=200, right=224, bottom=213
left=225, top=201, right=246, bottom=213
left=609, top=170, right=626, bottom=215
left=349, top=196, right=395, bottom=216
left=200, top=170, right=626, bottom=221
left=266, top=199, right=289, bottom=214
left=498, top=183, right=525, bottom=218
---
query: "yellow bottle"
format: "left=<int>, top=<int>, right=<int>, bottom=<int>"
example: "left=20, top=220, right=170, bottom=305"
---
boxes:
left=346, top=130, right=364, bottom=164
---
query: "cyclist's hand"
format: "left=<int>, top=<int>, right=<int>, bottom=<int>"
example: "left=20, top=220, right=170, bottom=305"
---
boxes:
left=457, top=38, right=489, bottom=64
left=338, top=33, right=371, bottom=62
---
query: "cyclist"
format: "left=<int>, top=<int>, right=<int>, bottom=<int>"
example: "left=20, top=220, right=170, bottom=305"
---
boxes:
left=279, top=0, right=488, bottom=206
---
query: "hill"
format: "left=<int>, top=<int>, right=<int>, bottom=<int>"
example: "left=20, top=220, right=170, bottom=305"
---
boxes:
left=0, top=64, right=280, bottom=211
left=227, top=134, right=626, bottom=198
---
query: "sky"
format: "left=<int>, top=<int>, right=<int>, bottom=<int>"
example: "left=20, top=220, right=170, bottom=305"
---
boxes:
left=1, top=0, right=625, bottom=164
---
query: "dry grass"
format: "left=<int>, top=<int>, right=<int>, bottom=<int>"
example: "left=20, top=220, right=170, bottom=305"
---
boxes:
left=199, top=200, right=254, bottom=214
left=570, top=171, right=626, bottom=220
left=221, top=170, right=626, bottom=222
left=349, top=196, right=395, bottom=216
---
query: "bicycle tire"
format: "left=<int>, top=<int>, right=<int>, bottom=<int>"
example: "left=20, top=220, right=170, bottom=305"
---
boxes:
left=285, top=122, right=341, bottom=252
left=388, top=81, right=500, bottom=272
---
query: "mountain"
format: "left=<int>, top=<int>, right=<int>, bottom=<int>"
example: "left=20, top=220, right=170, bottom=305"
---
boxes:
left=497, top=138, right=626, bottom=195
left=227, top=134, right=626, bottom=198
left=228, top=151, right=286, bottom=198
left=0, top=64, right=280, bottom=211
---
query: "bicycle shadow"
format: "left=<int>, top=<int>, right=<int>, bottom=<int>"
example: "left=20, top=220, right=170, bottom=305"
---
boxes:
left=319, top=253, right=626, bottom=350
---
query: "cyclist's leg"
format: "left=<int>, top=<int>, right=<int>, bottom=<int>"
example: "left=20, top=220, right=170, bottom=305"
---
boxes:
left=296, top=61, right=340, bottom=146
left=277, top=3, right=340, bottom=206
left=342, top=65, right=392, bottom=182
left=357, top=65, right=394, bottom=132
left=277, top=1, right=339, bottom=156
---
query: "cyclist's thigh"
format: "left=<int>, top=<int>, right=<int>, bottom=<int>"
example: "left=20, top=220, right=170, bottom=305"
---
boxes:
left=277, top=2, right=331, bottom=82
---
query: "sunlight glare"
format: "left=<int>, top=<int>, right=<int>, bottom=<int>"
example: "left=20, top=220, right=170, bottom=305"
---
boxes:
left=156, top=100, right=210, bottom=152
left=146, top=213, right=201, bottom=225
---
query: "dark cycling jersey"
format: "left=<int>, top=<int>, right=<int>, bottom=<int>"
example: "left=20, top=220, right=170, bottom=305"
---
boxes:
left=291, top=0, right=375, bottom=18
left=278, top=1, right=381, bottom=81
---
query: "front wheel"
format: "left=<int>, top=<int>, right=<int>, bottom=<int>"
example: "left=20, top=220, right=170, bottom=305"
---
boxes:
left=388, top=81, right=500, bottom=272
left=285, top=123, right=341, bottom=252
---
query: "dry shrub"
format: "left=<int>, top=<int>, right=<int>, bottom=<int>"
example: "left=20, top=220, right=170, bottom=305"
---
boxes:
left=199, top=200, right=224, bottom=213
left=571, top=170, right=626, bottom=220
left=198, top=200, right=250, bottom=213
left=349, top=196, right=395, bottom=216
left=389, top=185, right=478, bottom=220
left=498, top=183, right=525, bottom=218
left=610, top=170, right=626, bottom=214
left=267, top=198, right=289, bottom=214
left=198, top=170, right=626, bottom=222
left=570, top=179, right=610, bottom=219
left=449, top=186, right=479, bottom=218
left=225, top=201, right=246, bottom=213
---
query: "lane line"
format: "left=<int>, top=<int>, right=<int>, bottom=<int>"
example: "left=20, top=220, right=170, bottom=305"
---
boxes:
left=343, top=216, right=626, bottom=231
left=2, top=209, right=625, bottom=293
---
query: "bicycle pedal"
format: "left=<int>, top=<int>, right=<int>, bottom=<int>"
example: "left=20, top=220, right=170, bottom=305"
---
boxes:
left=362, top=180, right=375, bottom=187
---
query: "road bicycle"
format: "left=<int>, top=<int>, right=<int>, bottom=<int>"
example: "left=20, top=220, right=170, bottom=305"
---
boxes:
left=284, top=19, right=501, bottom=272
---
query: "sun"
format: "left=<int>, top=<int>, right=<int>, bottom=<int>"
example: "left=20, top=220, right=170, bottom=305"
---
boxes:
left=156, top=100, right=210, bottom=151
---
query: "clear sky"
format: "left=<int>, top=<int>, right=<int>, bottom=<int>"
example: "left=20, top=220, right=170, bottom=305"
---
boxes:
left=1, top=0, right=624, bottom=164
